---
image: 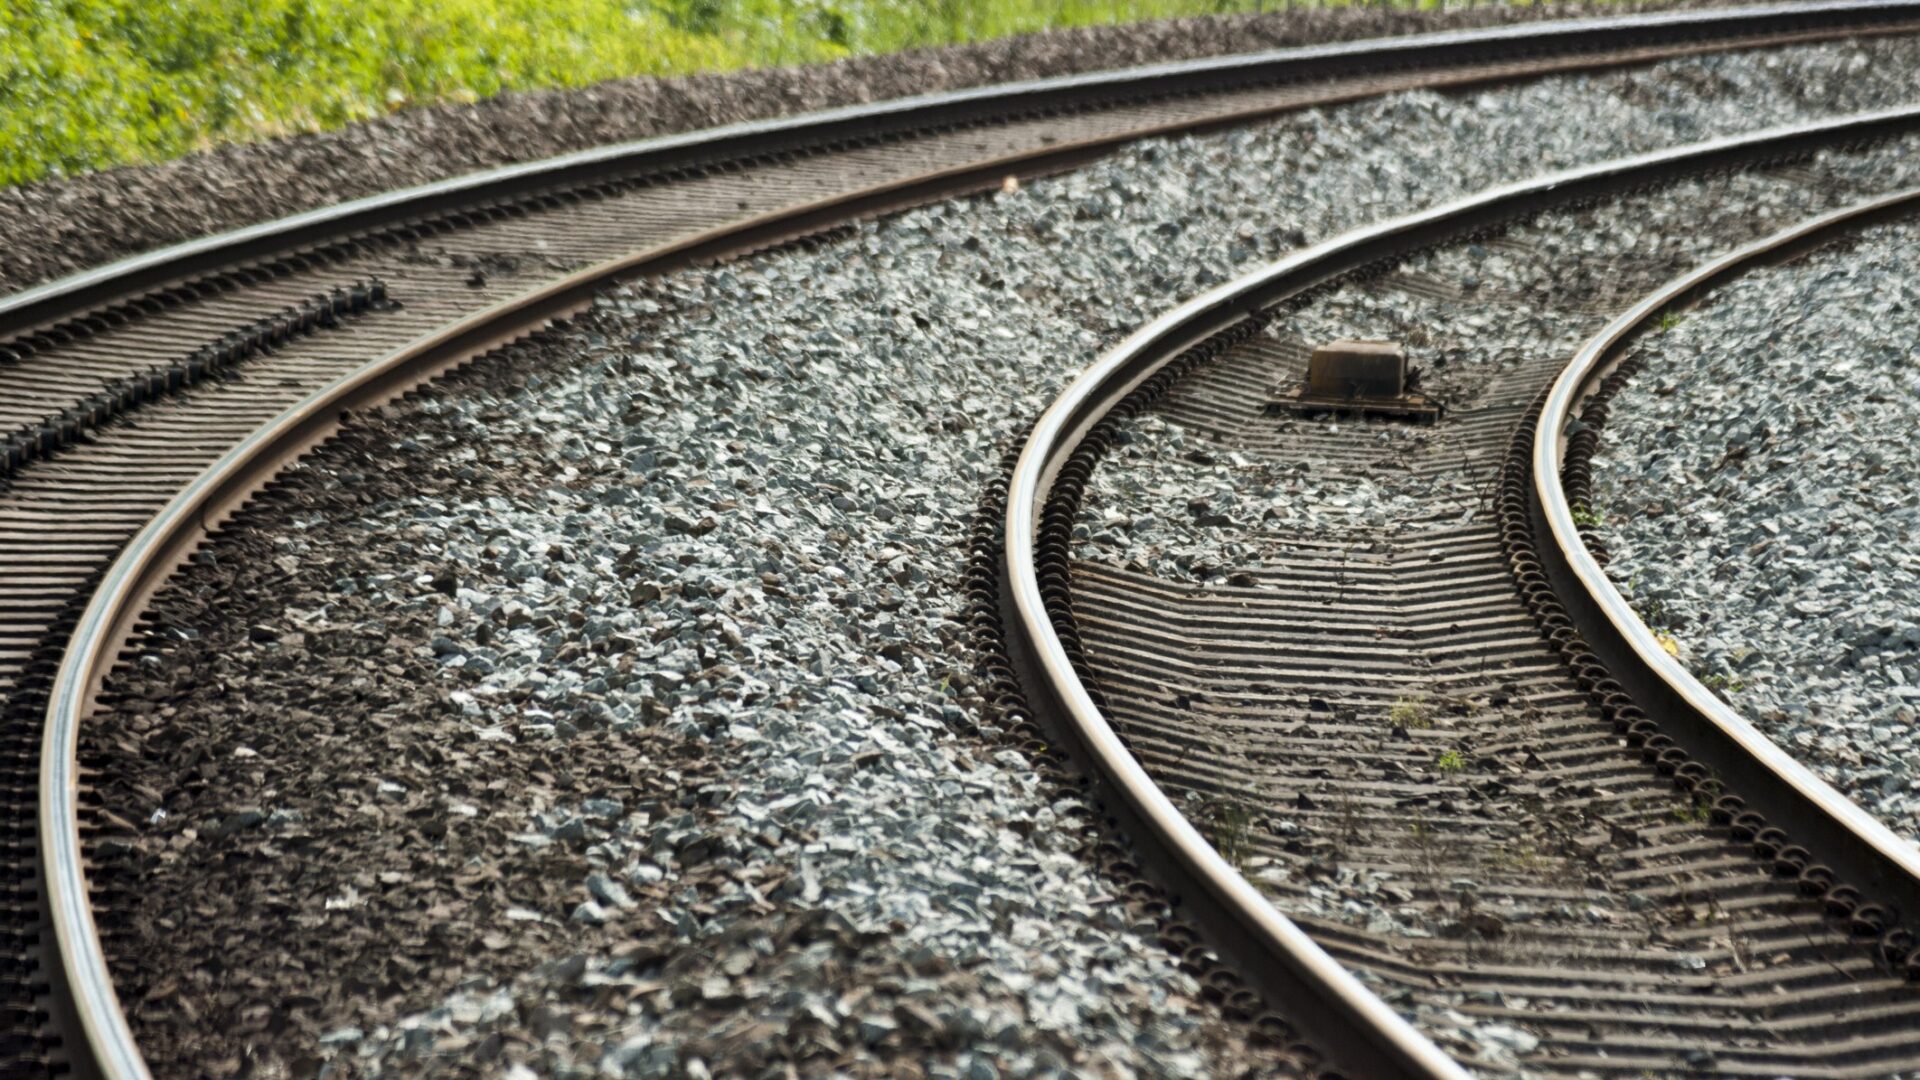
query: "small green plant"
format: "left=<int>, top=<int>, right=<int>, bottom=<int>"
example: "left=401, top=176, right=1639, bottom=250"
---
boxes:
left=1570, top=504, right=1605, bottom=528
left=1638, top=593, right=1672, bottom=627
left=1672, top=792, right=1713, bottom=825
left=1701, top=673, right=1747, bottom=694
left=1435, top=749, right=1467, bottom=774
left=1199, top=797, right=1255, bottom=872
left=1487, top=842, right=1546, bottom=873
left=1657, top=310, right=1684, bottom=332
left=1653, top=630, right=1682, bottom=659
left=1389, top=694, right=1433, bottom=730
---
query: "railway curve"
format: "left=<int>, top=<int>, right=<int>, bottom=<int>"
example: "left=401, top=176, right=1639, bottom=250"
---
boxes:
left=997, top=117, right=1920, bottom=1077
left=9, top=8, right=1920, bottom=1076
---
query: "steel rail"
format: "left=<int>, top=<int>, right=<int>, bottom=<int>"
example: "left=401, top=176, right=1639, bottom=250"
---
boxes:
left=6, top=0, right=1920, bottom=339
left=1532, top=186, right=1920, bottom=944
left=1003, top=108, right=1920, bottom=1079
left=30, top=23, right=1920, bottom=1068
left=31, top=138, right=1256, bottom=1080
left=30, top=57, right=1920, bottom=1080
left=38, top=270, right=595, bottom=1080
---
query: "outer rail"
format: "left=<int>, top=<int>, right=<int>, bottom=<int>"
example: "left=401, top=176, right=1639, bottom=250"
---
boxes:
left=1532, top=187, right=1920, bottom=945
left=6, top=0, right=1920, bottom=338
left=31, top=145, right=1265, bottom=1080
left=38, top=255, right=607, bottom=1080
left=1002, top=110, right=1920, bottom=1079
left=35, top=57, right=1920, bottom=1080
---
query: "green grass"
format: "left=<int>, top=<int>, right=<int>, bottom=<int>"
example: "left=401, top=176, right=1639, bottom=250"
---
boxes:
left=1388, top=693, right=1433, bottom=730
left=2, top=0, right=1296, bottom=187
left=1196, top=795, right=1256, bottom=871
left=1671, top=791, right=1712, bottom=824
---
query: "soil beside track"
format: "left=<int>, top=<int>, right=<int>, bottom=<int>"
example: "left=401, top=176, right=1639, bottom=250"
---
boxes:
left=66, top=35, right=1920, bottom=1076
left=0, top=3, right=1706, bottom=298
left=15, top=9, right=1920, bottom=1078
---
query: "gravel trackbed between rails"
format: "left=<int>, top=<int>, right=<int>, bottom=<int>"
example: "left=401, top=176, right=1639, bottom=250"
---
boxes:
left=1066, top=152, right=1920, bottom=1070
left=78, top=34, right=1920, bottom=1080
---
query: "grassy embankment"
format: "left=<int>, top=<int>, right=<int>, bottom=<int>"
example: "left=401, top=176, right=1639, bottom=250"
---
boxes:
left=1, top=0, right=1292, bottom=186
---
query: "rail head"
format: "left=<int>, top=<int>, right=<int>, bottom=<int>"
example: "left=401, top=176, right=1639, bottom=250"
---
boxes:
left=35, top=278, right=604, bottom=1080
left=5, top=0, right=1920, bottom=338
left=34, top=164, right=1092, bottom=1079
left=37, top=90, right=1920, bottom=1080
left=1532, top=185, right=1920, bottom=923
left=1004, top=327, right=1472, bottom=1080
left=1002, top=109, right=1920, bottom=1080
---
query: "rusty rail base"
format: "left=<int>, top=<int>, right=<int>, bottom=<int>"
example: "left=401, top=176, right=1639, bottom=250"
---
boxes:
left=7, top=0, right=1920, bottom=341
left=1003, top=110, right=1920, bottom=1080
left=31, top=138, right=1183, bottom=1080
left=1532, top=186, right=1920, bottom=948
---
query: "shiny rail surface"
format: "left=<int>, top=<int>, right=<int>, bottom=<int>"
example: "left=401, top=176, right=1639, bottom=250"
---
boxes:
left=14, top=10, right=1920, bottom=1078
left=6, top=0, right=1918, bottom=340
left=1533, top=186, right=1920, bottom=953
left=1001, top=111, right=1920, bottom=1078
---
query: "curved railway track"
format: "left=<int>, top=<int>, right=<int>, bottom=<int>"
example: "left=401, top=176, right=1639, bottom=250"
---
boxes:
left=994, top=117, right=1920, bottom=1078
left=1532, top=188, right=1920, bottom=929
left=9, top=6, right=1920, bottom=1077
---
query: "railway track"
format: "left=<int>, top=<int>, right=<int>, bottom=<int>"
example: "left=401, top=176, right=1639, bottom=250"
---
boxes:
left=8, top=5, right=1920, bottom=1077
left=993, top=115, right=1920, bottom=1078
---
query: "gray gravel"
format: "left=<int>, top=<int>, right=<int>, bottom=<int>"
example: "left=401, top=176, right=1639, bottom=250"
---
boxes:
left=1592, top=217, right=1920, bottom=844
left=1079, top=162, right=1920, bottom=585
left=0, top=3, right=1680, bottom=298
left=84, top=35, right=1920, bottom=1079
left=1073, top=147, right=1920, bottom=1073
